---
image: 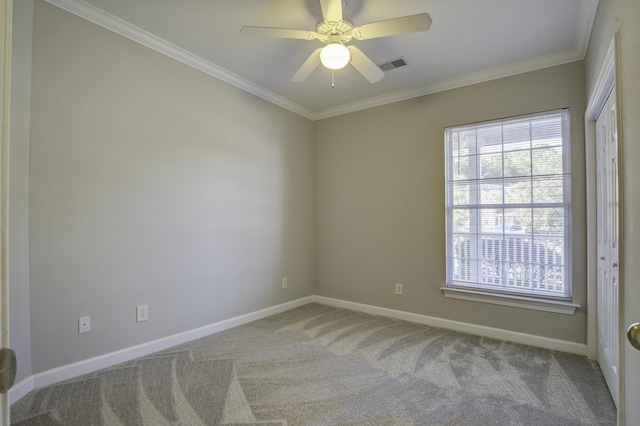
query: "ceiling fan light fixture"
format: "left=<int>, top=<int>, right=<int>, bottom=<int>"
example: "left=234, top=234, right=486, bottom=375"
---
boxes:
left=320, top=43, right=350, bottom=70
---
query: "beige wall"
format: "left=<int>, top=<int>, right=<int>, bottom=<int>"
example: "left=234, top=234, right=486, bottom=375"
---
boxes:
left=315, top=61, right=587, bottom=343
left=10, top=0, right=34, bottom=384
left=14, top=0, right=625, bottom=386
left=26, top=1, right=315, bottom=373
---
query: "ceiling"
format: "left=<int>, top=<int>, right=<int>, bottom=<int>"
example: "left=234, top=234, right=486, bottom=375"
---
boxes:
left=46, top=0, right=599, bottom=120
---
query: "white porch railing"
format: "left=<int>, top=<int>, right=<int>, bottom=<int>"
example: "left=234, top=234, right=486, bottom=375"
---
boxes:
left=452, top=233, right=565, bottom=295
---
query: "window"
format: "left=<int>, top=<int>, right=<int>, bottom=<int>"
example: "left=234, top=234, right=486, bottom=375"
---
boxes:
left=444, top=110, right=573, bottom=304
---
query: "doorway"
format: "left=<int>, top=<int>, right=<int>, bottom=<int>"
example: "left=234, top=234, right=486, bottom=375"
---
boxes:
left=585, top=35, right=622, bottom=423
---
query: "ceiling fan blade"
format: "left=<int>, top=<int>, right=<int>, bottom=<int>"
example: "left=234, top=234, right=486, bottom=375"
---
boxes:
left=347, top=45, right=384, bottom=83
left=240, top=26, right=316, bottom=40
left=291, top=48, right=322, bottom=82
left=319, top=0, right=343, bottom=22
left=353, top=13, right=432, bottom=40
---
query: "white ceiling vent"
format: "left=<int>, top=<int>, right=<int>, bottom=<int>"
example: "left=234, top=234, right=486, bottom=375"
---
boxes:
left=378, top=58, right=408, bottom=72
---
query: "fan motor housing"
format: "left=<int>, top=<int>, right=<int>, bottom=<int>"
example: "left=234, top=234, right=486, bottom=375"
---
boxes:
left=316, top=20, right=354, bottom=44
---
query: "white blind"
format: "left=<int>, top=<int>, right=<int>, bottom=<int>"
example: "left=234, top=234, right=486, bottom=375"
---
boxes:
left=445, top=109, right=572, bottom=299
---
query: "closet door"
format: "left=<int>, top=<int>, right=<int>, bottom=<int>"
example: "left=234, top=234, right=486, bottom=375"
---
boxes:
left=596, top=88, right=619, bottom=406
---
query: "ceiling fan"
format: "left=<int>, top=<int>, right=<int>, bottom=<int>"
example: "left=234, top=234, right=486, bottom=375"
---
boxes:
left=240, top=0, right=432, bottom=84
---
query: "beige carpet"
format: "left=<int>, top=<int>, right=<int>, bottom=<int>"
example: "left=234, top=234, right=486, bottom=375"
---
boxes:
left=11, top=303, right=616, bottom=425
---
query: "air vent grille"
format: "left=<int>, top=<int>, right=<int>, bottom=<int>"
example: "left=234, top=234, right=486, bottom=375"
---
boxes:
left=378, top=57, right=408, bottom=72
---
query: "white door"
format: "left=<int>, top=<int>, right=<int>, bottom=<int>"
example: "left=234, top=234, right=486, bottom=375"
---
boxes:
left=596, top=88, right=619, bottom=406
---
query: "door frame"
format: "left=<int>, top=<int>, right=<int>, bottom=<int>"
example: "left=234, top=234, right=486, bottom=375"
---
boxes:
left=585, top=33, right=623, bottom=423
left=0, top=0, right=11, bottom=424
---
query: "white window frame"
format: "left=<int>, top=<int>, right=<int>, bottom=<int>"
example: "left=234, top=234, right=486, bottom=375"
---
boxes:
left=441, top=110, right=580, bottom=315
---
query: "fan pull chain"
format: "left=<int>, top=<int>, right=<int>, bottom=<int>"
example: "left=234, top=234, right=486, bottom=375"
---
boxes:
left=331, top=70, right=335, bottom=88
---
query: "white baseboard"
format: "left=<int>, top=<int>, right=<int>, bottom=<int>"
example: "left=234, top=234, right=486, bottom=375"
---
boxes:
left=10, top=296, right=313, bottom=405
left=311, top=296, right=587, bottom=356
left=10, top=294, right=587, bottom=405
left=9, top=376, right=34, bottom=405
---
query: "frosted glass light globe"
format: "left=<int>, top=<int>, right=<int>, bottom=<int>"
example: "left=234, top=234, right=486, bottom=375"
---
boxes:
left=320, top=43, right=350, bottom=70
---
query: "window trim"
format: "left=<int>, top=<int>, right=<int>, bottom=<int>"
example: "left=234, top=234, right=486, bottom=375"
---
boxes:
left=440, top=286, right=580, bottom=315
left=444, top=109, right=575, bottom=310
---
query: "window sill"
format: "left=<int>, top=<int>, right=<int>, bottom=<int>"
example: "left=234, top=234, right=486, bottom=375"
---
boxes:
left=440, top=287, right=581, bottom=315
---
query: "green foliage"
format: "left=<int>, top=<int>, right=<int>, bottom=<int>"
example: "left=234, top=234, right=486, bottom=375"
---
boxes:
left=451, top=142, right=566, bottom=235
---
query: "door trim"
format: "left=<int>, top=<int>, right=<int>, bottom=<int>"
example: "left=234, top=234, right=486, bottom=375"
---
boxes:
left=584, top=33, right=622, bottom=423
left=0, top=0, right=12, bottom=422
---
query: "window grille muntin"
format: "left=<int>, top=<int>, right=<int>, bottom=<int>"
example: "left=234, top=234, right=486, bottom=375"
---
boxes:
left=445, top=110, right=572, bottom=299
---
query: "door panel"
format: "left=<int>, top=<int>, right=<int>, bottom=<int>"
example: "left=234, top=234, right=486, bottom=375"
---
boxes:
left=596, top=88, right=618, bottom=406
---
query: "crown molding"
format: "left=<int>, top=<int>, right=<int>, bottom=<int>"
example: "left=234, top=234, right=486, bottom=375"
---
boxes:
left=314, top=48, right=584, bottom=120
left=44, top=0, right=597, bottom=122
left=576, top=0, right=599, bottom=58
left=314, top=0, right=598, bottom=120
left=43, top=0, right=315, bottom=120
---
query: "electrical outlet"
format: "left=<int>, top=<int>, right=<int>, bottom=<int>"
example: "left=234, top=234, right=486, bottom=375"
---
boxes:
left=78, top=316, right=90, bottom=334
left=136, top=305, right=148, bottom=322
left=282, top=277, right=288, bottom=289
left=395, top=283, right=403, bottom=296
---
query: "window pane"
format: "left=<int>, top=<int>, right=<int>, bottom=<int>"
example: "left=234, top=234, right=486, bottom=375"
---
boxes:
left=479, top=152, right=502, bottom=179
left=480, top=183, right=503, bottom=205
left=504, top=150, right=531, bottom=177
left=530, top=235, right=565, bottom=293
left=503, top=120, right=531, bottom=151
left=532, top=207, right=564, bottom=235
left=532, top=146, right=563, bottom=175
left=452, top=182, right=470, bottom=206
left=445, top=109, right=571, bottom=299
left=477, top=125, right=502, bottom=149
left=459, top=129, right=478, bottom=153
left=450, top=131, right=460, bottom=154
left=452, top=156, right=470, bottom=181
left=480, top=207, right=531, bottom=233
left=533, top=177, right=564, bottom=204
left=504, top=177, right=532, bottom=204
left=479, top=209, right=500, bottom=233
left=451, top=235, right=479, bottom=283
left=532, top=115, right=563, bottom=148
left=452, top=208, right=471, bottom=232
